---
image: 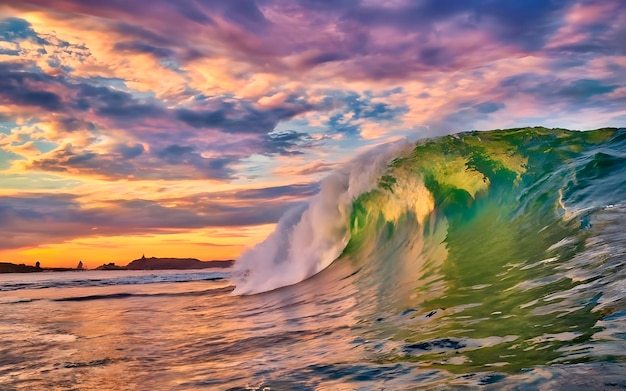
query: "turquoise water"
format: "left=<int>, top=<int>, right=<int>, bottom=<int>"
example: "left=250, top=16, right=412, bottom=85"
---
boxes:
left=1, top=127, right=625, bottom=389
left=341, top=127, right=626, bottom=378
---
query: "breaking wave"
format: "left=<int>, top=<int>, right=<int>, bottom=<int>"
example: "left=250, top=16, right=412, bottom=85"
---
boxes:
left=233, top=127, right=626, bottom=301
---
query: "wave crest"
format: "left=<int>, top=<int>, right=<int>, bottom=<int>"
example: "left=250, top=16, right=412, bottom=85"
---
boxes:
left=232, top=139, right=412, bottom=295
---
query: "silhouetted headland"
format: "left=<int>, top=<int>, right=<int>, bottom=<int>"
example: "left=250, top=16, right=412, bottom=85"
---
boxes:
left=126, top=256, right=234, bottom=270
left=94, top=263, right=127, bottom=271
left=0, top=262, right=42, bottom=273
left=0, top=256, right=234, bottom=273
left=0, top=262, right=93, bottom=273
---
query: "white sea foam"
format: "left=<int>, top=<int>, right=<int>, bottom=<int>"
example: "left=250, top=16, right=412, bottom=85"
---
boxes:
left=232, top=139, right=413, bottom=295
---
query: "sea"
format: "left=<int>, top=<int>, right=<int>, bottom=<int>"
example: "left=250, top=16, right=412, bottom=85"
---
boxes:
left=1, top=127, right=625, bottom=390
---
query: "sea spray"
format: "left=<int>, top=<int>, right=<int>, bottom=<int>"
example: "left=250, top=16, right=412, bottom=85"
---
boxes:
left=232, top=139, right=413, bottom=295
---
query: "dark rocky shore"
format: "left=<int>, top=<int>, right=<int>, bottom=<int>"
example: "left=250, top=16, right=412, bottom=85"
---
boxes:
left=125, top=256, right=234, bottom=270
left=0, top=262, right=42, bottom=273
left=0, top=257, right=234, bottom=273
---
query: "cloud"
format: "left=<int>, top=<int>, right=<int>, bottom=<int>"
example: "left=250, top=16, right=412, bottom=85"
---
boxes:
left=222, top=0, right=269, bottom=33
left=171, top=1, right=214, bottom=26
left=556, top=79, right=619, bottom=99
left=293, top=161, right=337, bottom=176
left=228, top=182, right=318, bottom=200
left=113, top=41, right=175, bottom=59
left=432, top=101, right=506, bottom=133
left=546, top=1, right=626, bottom=55
left=322, top=90, right=408, bottom=136
left=114, top=143, right=145, bottom=159
left=0, top=183, right=316, bottom=249
left=27, top=143, right=238, bottom=180
left=73, top=83, right=166, bottom=119
left=262, top=130, right=314, bottom=155
left=0, top=148, right=25, bottom=170
left=0, top=61, right=166, bottom=121
left=475, top=102, right=505, bottom=114
left=476, top=0, right=567, bottom=50
left=175, top=98, right=313, bottom=134
left=0, top=194, right=88, bottom=249
left=0, top=17, right=48, bottom=45
left=0, top=63, right=64, bottom=111
left=497, top=74, right=623, bottom=107
left=0, top=1, right=603, bottom=82
left=156, top=144, right=237, bottom=179
left=0, top=60, right=330, bottom=179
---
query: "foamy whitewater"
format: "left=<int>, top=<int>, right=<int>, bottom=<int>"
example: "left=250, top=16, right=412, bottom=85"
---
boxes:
left=1, top=127, right=625, bottom=390
left=232, top=139, right=414, bottom=295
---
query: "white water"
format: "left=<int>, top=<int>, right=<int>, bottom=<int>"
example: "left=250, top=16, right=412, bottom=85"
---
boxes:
left=232, top=139, right=413, bottom=295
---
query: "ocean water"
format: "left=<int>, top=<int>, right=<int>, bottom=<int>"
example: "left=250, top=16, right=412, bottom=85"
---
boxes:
left=2, top=127, right=626, bottom=390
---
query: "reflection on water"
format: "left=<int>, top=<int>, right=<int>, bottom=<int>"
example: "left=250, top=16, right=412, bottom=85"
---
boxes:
left=1, top=268, right=370, bottom=390
left=1, top=210, right=625, bottom=390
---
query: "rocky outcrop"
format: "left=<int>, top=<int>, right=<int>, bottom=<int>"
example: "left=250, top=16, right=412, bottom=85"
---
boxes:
left=0, top=262, right=42, bottom=273
left=126, top=256, right=234, bottom=270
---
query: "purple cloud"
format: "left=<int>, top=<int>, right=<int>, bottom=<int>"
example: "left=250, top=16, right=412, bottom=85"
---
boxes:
left=0, top=183, right=316, bottom=249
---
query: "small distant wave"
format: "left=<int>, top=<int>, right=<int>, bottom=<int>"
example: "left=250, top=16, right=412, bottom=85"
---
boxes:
left=0, top=297, right=40, bottom=305
left=52, top=285, right=234, bottom=302
left=0, top=270, right=229, bottom=292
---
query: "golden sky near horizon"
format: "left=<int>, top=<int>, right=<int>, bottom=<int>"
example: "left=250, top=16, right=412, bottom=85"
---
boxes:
left=0, top=1, right=625, bottom=267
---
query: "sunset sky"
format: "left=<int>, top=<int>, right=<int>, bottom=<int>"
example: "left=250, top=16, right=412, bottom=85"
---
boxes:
left=1, top=0, right=625, bottom=268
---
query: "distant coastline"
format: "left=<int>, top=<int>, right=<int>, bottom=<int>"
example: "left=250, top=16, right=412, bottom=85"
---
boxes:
left=0, top=257, right=234, bottom=273
left=0, top=262, right=44, bottom=273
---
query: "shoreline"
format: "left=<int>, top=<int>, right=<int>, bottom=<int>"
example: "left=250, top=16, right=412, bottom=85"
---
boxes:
left=0, top=259, right=234, bottom=274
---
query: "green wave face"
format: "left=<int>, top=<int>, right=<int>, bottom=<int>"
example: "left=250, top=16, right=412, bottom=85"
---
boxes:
left=337, top=127, right=626, bottom=373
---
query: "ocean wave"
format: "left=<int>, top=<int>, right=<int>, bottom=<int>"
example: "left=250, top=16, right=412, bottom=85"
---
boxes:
left=233, top=127, right=626, bottom=297
left=232, top=139, right=414, bottom=294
